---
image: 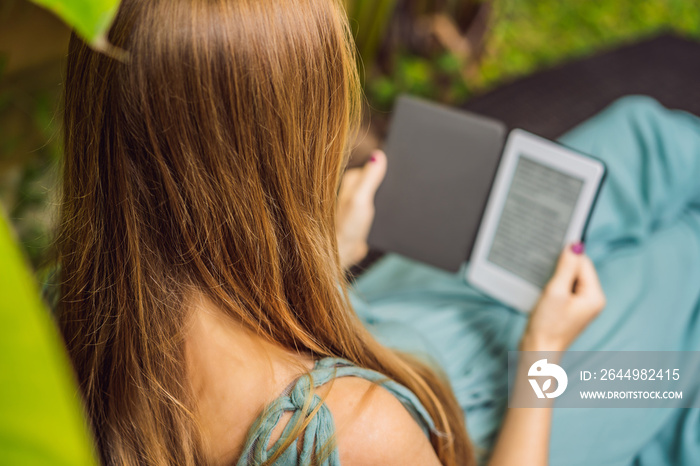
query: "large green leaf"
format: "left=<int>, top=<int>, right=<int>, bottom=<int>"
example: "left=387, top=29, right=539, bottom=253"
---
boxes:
left=28, top=0, right=121, bottom=50
left=0, top=214, right=97, bottom=465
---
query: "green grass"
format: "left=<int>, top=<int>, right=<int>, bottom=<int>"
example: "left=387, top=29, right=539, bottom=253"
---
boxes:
left=364, top=0, right=700, bottom=111
left=476, top=0, right=700, bottom=88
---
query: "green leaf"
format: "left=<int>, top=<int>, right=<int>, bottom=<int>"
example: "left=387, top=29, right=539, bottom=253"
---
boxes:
left=0, top=214, right=97, bottom=465
left=27, top=0, right=121, bottom=50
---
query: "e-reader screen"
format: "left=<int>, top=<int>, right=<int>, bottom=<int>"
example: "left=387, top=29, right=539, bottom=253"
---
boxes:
left=486, top=156, right=584, bottom=288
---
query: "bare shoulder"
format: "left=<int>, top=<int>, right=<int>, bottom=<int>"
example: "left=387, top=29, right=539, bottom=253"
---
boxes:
left=320, top=376, right=441, bottom=466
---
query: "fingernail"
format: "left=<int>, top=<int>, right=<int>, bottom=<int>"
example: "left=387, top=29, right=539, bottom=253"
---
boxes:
left=369, top=155, right=377, bottom=162
left=571, top=242, right=585, bottom=255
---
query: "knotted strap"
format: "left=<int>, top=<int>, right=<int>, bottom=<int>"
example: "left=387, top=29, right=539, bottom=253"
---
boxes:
left=237, top=358, right=436, bottom=465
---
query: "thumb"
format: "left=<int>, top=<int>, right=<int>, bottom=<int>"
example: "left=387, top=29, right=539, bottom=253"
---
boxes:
left=547, top=244, right=584, bottom=293
left=354, top=150, right=387, bottom=202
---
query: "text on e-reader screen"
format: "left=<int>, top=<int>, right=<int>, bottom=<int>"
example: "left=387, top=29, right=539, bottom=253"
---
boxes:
left=487, top=156, right=584, bottom=287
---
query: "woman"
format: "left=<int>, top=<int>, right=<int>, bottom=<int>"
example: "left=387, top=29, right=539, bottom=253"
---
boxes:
left=57, top=0, right=700, bottom=465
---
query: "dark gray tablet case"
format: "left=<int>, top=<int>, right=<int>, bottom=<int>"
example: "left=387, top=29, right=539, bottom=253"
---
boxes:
left=368, top=95, right=507, bottom=272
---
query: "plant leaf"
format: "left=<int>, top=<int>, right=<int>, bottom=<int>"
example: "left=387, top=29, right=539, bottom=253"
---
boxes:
left=27, top=0, right=121, bottom=51
left=0, top=214, right=97, bottom=465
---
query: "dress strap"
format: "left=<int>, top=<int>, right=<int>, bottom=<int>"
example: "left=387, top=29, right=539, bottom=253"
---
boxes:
left=236, top=357, right=436, bottom=465
left=311, top=358, right=437, bottom=436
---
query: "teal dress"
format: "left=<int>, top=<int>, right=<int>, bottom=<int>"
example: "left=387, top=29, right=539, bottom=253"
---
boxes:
left=241, top=97, right=700, bottom=465
left=351, top=96, right=700, bottom=465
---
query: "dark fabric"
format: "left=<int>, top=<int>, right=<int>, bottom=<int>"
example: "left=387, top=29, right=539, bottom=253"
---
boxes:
left=461, top=34, right=700, bottom=139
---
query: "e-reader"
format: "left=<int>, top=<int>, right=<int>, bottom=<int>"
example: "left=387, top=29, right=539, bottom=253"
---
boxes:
left=466, top=129, right=606, bottom=312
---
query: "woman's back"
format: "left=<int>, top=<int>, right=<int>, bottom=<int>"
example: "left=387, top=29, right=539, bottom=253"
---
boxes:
left=186, top=299, right=440, bottom=465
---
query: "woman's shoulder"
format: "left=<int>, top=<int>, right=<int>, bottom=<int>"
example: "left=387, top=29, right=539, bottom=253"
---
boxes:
left=240, top=358, right=440, bottom=465
left=322, top=375, right=441, bottom=465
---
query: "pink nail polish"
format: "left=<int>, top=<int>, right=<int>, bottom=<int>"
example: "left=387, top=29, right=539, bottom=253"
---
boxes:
left=369, top=155, right=377, bottom=162
left=571, top=242, right=585, bottom=255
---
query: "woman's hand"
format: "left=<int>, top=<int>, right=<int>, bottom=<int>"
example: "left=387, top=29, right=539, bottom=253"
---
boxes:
left=521, top=244, right=606, bottom=352
left=491, top=245, right=605, bottom=466
left=336, top=150, right=387, bottom=269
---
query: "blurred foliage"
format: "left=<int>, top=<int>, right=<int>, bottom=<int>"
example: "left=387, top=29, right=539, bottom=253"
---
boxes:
left=367, top=52, right=471, bottom=111
left=346, top=0, right=483, bottom=68
left=467, top=0, right=700, bottom=87
left=0, top=78, right=61, bottom=268
left=345, top=0, right=399, bottom=69
left=356, top=0, right=700, bottom=111
left=346, top=0, right=485, bottom=111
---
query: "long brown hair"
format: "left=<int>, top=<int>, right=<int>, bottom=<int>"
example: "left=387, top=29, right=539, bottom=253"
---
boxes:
left=57, top=0, right=474, bottom=464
